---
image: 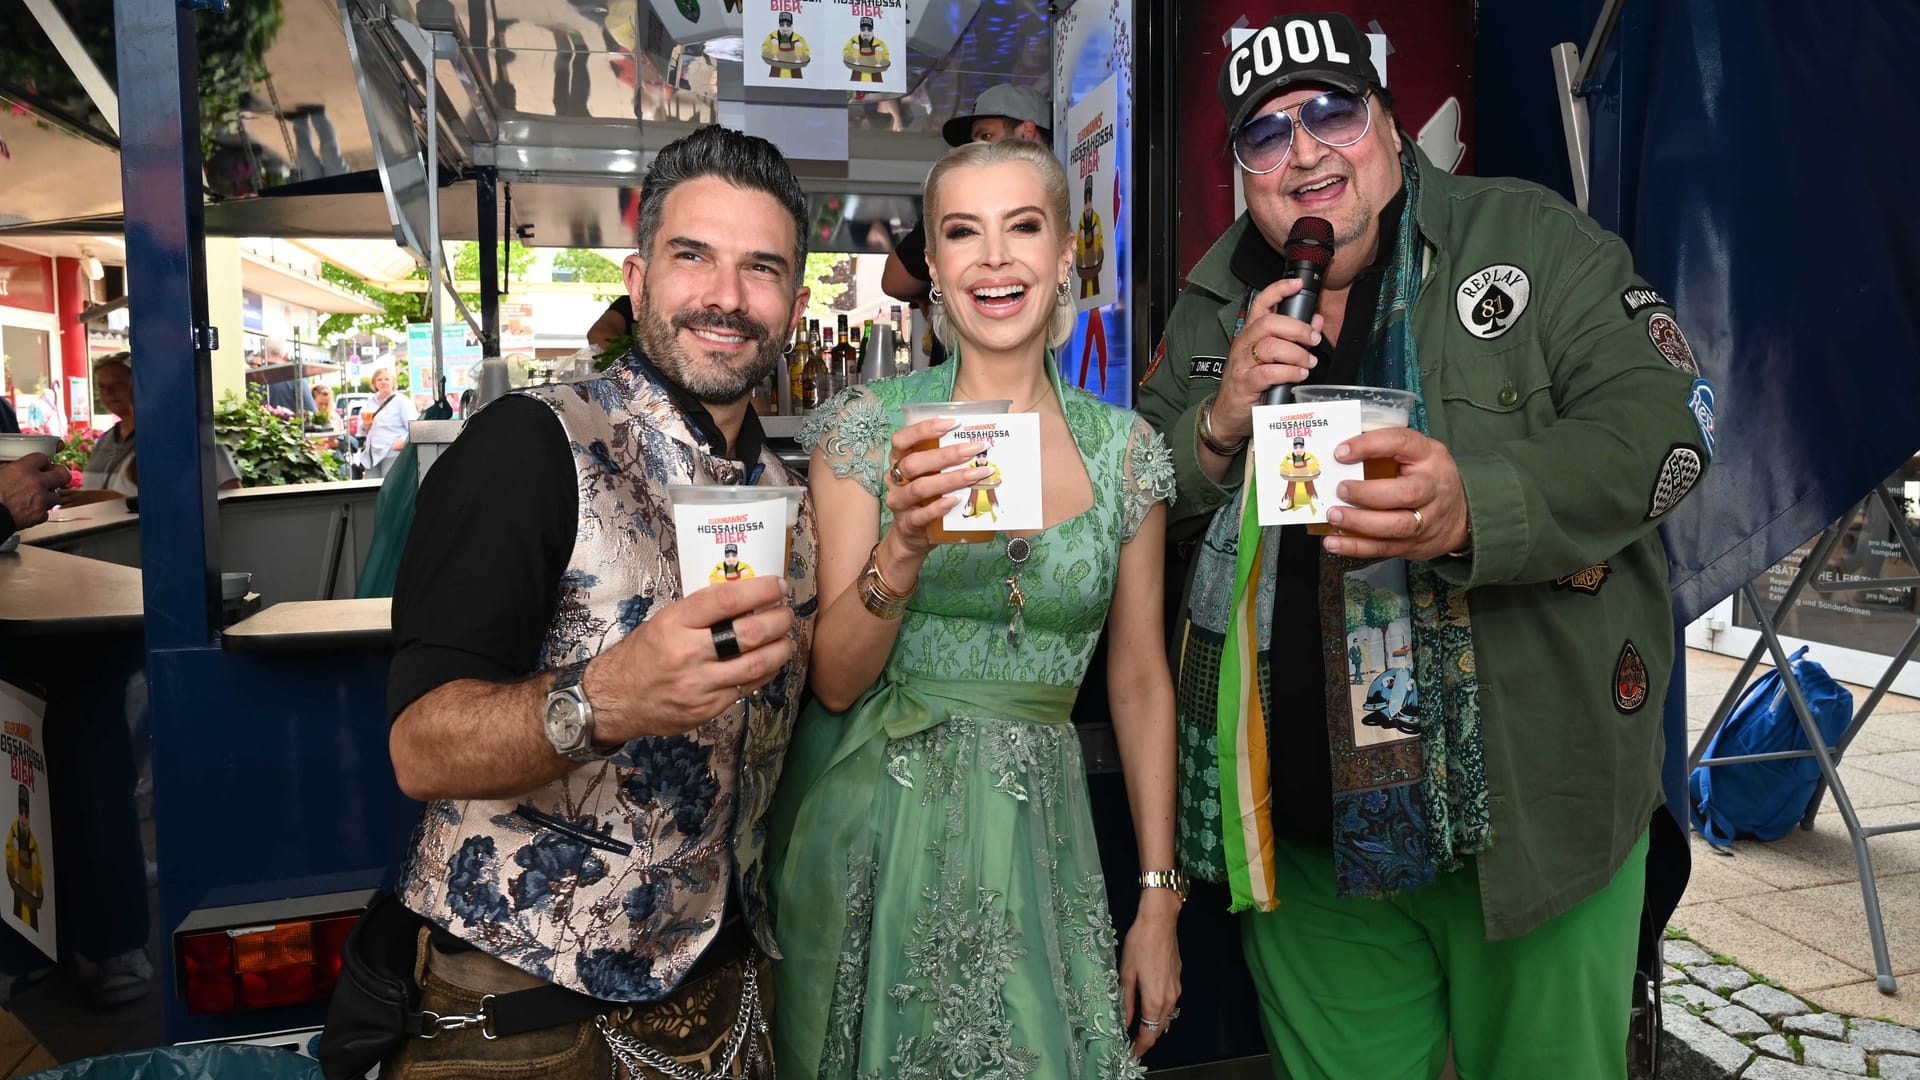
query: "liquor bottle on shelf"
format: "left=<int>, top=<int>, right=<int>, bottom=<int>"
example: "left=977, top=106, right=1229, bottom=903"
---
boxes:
left=787, top=327, right=815, bottom=413
left=891, top=305, right=912, bottom=377
left=829, top=314, right=857, bottom=395
left=802, top=330, right=832, bottom=410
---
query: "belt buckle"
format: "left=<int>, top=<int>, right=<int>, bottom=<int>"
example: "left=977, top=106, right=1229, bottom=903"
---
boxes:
left=419, top=994, right=498, bottom=1040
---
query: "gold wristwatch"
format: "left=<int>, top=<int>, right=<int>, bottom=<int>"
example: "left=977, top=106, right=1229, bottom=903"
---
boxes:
left=1139, top=868, right=1190, bottom=902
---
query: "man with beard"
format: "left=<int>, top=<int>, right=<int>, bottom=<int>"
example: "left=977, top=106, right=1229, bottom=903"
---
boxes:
left=375, top=125, right=816, bottom=1078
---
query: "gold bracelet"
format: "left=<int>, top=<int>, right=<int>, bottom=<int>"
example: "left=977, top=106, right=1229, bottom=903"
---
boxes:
left=857, top=542, right=912, bottom=619
left=1197, top=394, right=1248, bottom=457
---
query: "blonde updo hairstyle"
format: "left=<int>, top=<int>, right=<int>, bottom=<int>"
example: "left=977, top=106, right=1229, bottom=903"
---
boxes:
left=923, top=137, right=1076, bottom=352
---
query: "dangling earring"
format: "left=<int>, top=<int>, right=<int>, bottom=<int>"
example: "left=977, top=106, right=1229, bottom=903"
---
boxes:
left=929, top=286, right=945, bottom=305
left=1056, top=280, right=1070, bottom=300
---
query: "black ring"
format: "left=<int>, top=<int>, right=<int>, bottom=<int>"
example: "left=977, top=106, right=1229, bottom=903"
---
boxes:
left=711, top=620, right=742, bottom=660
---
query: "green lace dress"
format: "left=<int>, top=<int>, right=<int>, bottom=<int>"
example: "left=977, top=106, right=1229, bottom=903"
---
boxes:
left=769, top=356, right=1176, bottom=1080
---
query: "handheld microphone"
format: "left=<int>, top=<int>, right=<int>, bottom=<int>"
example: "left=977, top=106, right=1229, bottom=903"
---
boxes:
left=1261, top=216, right=1336, bottom=406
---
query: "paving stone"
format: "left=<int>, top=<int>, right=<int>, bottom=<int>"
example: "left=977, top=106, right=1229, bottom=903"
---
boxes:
left=1734, top=984, right=1811, bottom=1019
left=1666, top=964, right=1690, bottom=984
left=1741, top=1060, right=1868, bottom=1080
left=1661, top=1002, right=1754, bottom=1079
left=1708, top=1003, right=1775, bottom=1038
left=1667, top=983, right=1732, bottom=1011
left=1797, top=1036, right=1865, bottom=1074
left=1753, top=1034, right=1794, bottom=1060
left=1849, top=1019, right=1920, bottom=1056
left=1693, top=965, right=1757, bottom=993
left=1785, top=1013, right=1848, bottom=1040
left=1878, top=1055, right=1920, bottom=1080
left=1667, top=939, right=1720, bottom=967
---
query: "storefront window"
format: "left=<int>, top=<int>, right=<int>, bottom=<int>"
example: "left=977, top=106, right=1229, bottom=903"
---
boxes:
left=3, top=325, right=64, bottom=435
left=1735, top=455, right=1920, bottom=654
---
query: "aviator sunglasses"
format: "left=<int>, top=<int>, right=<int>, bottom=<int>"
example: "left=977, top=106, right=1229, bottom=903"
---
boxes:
left=1232, top=88, right=1374, bottom=175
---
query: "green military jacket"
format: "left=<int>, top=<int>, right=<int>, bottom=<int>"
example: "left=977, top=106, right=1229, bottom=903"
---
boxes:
left=1136, top=144, right=1712, bottom=940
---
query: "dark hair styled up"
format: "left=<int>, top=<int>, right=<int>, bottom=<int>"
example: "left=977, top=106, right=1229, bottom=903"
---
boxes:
left=636, top=125, right=810, bottom=270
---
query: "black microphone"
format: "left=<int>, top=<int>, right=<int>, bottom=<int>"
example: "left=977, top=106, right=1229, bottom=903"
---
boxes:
left=1261, top=216, right=1336, bottom=406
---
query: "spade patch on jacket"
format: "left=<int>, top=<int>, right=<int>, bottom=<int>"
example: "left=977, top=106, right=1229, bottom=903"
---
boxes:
left=1615, top=640, right=1649, bottom=713
left=1455, top=264, right=1531, bottom=340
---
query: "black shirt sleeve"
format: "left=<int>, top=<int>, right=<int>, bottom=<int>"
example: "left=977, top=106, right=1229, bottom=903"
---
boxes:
left=894, top=223, right=930, bottom=282
left=387, top=394, right=579, bottom=721
left=608, top=295, right=634, bottom=326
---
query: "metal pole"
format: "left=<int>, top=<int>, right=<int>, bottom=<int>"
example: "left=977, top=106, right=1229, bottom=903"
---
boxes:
left=427, top=46, right=444, bottom=397
left=116, top=0, right=219, bottom=649
left=478, top=166, right=500, bottom=355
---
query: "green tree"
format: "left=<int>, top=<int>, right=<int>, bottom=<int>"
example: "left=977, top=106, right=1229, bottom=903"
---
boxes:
left=318, top=242, right=536, bottom=343
left=804, top=253, right=851, bottom=312
left=553, top=249, right=626, bottom=301
left=1363, top=584, right=1405, bottom=629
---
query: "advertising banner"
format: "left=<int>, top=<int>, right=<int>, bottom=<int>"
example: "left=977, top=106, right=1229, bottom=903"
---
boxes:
left=1066, top=75, right=1119, bottom=313
left=0, top=683, right=55, bottom=962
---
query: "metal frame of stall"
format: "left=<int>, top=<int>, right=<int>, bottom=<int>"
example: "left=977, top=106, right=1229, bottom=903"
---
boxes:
left=1687, top=483, right=1920, bottom=995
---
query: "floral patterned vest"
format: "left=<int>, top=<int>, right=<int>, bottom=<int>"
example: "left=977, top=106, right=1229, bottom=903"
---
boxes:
left=398, top=357, right=818, bottom=1002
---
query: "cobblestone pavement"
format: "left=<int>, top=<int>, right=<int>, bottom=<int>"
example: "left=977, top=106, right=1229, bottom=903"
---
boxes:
left=1662, top=936, right=1920, bottom=1078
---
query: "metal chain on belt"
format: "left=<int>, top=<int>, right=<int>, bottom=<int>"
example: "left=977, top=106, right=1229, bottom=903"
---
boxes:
left=598, top=960, right=769, bottom=1080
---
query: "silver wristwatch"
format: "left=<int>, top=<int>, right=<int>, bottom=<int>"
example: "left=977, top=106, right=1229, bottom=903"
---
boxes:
left=1139, top=868, right=1190, bottom=902
left=544, top=661, right=615, bottom=763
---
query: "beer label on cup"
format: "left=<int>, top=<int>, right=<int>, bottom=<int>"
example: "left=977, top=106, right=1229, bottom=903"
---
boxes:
left=1252, top=401, right=1364, bottom=527
left=938, top=413, right=1042, bottom=533
left=674, top=496, right=788, bottom=597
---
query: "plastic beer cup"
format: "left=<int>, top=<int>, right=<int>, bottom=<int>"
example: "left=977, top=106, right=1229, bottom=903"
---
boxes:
left=1288, top=385, right=1415, bottom=536
left=899, top=400, right=1012, bottom=545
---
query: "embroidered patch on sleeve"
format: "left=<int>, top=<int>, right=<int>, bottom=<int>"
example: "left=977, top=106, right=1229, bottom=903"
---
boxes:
left=1688, top=378, right=1717, bottom=457
left=1139, top=339, right=1166, bottom=386
left=1621, top=286, right=1669, bottom=319
left=1455, top=264, right=1531, bottom=340
left=1615, top=640, right=1649, bottom=713
left=1554, top=563, right=1611, bottom=594
left=1647, top=444, right=1704, bottom=519
left=1647, top=312, right=1699, bottom=375
left=1190, top=355, right=1227, bottom=381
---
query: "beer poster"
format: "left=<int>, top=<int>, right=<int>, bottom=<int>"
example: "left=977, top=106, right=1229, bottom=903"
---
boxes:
left=938, top=413, right=1042, bottom=533
left=746, top=0, right=828, bottom=89
left=1065, top=74, right=1119, bottom=313
left=829, top=1, right=905, bottom=94
left=1251, top=400, right=1363, bottom=528
left=0, top=682, right=55, bottom=961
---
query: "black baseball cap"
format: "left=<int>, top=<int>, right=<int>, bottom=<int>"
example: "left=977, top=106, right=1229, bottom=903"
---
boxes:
left=859, top=16, right=873, bottom=30
left=1218, top=13, right=1376, bottom=135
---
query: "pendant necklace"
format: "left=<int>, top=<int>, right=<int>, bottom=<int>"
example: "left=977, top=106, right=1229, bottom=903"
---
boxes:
left=1003, top=535, right=1032, bottom=646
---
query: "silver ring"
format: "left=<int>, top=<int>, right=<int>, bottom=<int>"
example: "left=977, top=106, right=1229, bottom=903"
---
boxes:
left=890, top=463, right=907, bottom=486
left=1410, top=507, right=1424, bottom=531
left=1141, top=1018, right=1162, bottom=1031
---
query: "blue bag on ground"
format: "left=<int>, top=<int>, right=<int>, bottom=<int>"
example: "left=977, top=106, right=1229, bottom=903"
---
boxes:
left=1689, top=645, right=1854, bottom=848
left=22, top=1045, right=325, bottom=1079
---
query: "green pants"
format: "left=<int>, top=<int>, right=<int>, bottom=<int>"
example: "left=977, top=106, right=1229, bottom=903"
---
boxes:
left=1240, top=830, right=1649, bottom=1080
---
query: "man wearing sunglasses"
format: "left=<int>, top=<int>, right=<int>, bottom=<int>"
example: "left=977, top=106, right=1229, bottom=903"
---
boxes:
left=1137, top=12, right=1713, bottom=1079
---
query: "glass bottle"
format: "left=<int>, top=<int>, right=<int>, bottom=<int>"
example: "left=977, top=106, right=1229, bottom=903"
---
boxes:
left=891, top=305, right=912, bottom=377
left=787, top=327, right=814, bottom=413
left=830, top=314, right=857, bottom=394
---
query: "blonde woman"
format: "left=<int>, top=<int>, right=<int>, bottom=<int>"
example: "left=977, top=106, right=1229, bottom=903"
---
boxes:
left=359, top=366, right=415, bottom=479
left=770, top=137, right=1182, bottom=1078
